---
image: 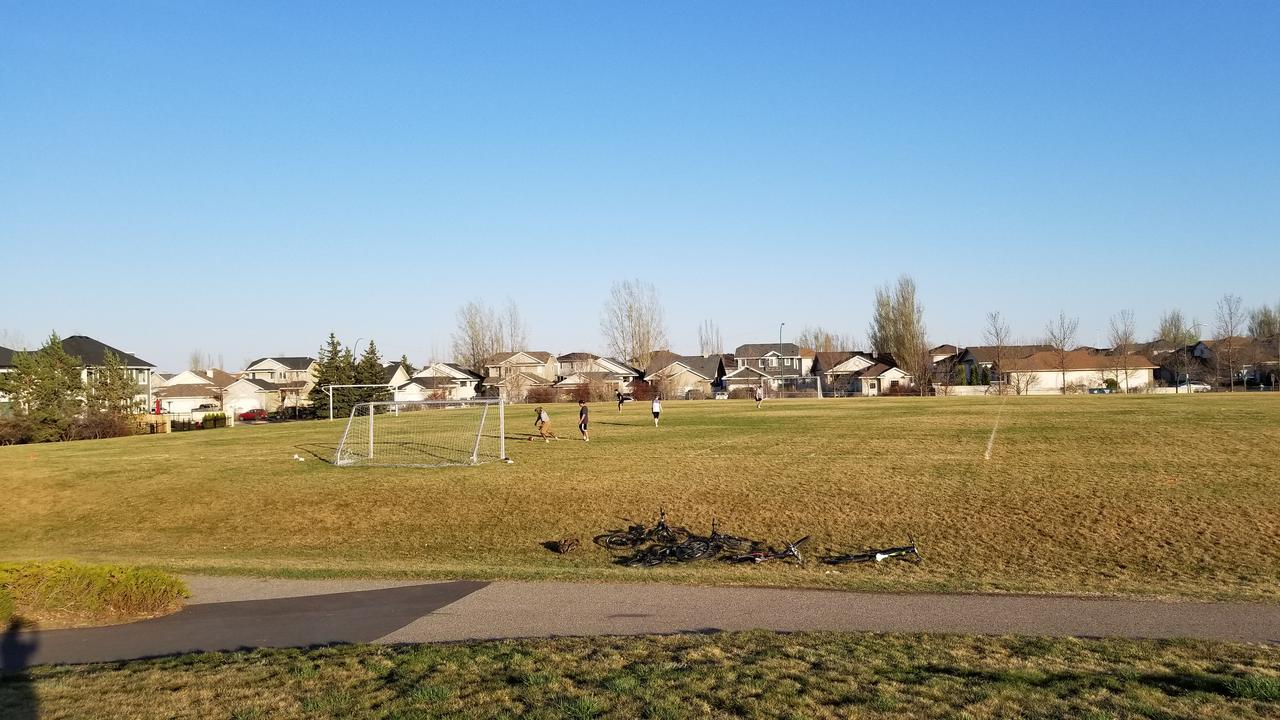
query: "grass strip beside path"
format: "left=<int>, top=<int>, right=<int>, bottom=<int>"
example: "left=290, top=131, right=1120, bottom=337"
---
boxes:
left=0, top=561, right=188, bottom=629
left=3, top=631, right=1278, bottom=719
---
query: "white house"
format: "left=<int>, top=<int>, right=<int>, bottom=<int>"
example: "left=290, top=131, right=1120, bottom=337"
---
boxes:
left=400, top=363, right=484, bottom=401
left=1003, top=350, right=1158, bottom=394
left=221, top=377, right=283, bottom=414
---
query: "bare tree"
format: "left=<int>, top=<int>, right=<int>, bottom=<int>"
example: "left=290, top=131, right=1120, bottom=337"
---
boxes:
left=697, top=319, right=723, bottom=356
left=982, top=311, right=1011, bottom=392
left=0, top=329, right=28, bottom=350
left=188, top=349, right=214, bottom=371
left=1044, top=311, right=1080, bottom=394
left=1155, top=309, right=1199, bottom=346
left=1011, top=370, right=1038, bottom=395
left=867, top=275, right=931, bottom=395
left=1214, top=294, right=1244, bottom=391
left=502, top=298, right=529, bottom=351
left=796, top=326, right=855, bottom=353
left=451, top=300, right=503, bottom=374
left=600, top=279, right=668, bottom=368
left=1248, top=302, right=1280, bottom=338
left=1108, top=309, right=1137, bottom=392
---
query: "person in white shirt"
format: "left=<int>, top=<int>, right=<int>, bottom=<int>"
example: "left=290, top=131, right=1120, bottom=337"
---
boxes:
left=651, top=396, right=662, bottom=426
left=755, top=384, right=765, bottom=409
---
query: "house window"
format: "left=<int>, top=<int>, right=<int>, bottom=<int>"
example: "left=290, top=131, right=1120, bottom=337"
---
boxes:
left=784, top=358, right=792, bottom=367
left=737, top=359, right=744, bottom=367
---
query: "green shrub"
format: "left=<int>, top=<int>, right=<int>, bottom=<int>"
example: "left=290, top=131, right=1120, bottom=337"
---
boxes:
left=0, top=560, right=189, bottom=627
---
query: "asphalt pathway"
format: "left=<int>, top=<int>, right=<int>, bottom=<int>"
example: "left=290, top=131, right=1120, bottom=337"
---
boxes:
left=5, top=577, right=1278, bottom=670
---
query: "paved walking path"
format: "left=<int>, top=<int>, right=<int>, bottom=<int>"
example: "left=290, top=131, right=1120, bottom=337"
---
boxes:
left=4, top=576, right=1278, bottom=670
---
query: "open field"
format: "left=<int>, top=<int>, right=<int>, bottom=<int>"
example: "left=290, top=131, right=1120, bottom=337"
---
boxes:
left=4, top=631, right=1278, bottom=719
left=0, top=395, right=1277, bottom=600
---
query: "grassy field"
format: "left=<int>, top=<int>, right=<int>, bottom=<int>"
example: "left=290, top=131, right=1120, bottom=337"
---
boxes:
left=0, top=395, right=1277, bottom=600
left=3, top=631, right=1278, bottom=718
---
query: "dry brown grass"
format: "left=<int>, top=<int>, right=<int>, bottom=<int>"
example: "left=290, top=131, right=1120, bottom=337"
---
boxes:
left=0, top=395, right=1277, bottom=599
left=4, top=631, right=1278, bottom=719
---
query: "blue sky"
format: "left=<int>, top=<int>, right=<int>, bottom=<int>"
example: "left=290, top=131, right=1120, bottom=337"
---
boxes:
left=2, top=2, right=1277, bottom=370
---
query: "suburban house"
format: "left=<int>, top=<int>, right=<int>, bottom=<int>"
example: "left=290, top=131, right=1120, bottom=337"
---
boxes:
left=382, top=361, right=412, bottom=388
left=930, top=344, right=960, bottom=363
left=1002, top=350, right=1159, bottom=393
left=553, top=353, right=640, bottom=395
left=805, top=351, right=911, bottom=396
left=398, top=363, right=484, bottom=401
left=482, top=351, right=558, bottom=400
left=643, top=353, right=727, bottom=398
left=240, top=356, right=318, bottom=409
left=0, top=336, right=157, bottom=410
left=0, top=346, right=14, bottom=407
left=222, top=377, right=287, bottom=414
left=722, top=343, right=815, bottom=392
left=954, top=345, right=1053, bottom=379
left=153, top=368, right=240, bottom=413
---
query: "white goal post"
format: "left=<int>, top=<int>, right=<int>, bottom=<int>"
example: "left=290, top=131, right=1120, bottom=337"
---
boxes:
left=334, top=399, right=507, bottom=468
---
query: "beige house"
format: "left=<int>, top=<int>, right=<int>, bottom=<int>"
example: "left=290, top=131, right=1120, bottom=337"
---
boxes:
left=1003, top=350, right=1158, bottom=393
left=643, top=355, right=726, bottom=398
left=222, top=377, right=284, bottom=414
left=399, top=363, right=484, bottom=401
left=483, top=351, right=557, bottom=401
left=153, top=368, right=240, bottom=413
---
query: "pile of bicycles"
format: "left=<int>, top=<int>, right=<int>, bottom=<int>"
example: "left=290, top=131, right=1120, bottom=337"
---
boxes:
left=591, top=509, right=922, bottom=569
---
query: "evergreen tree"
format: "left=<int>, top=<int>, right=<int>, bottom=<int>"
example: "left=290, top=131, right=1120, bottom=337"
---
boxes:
left=354, top=340, right=385, bottom=404
left=980, top=366, right=991, bottom=385
left=399, top=354, right=418, bottom=376
left=334, top=346, right=358, bottom=417
left=308, top=333, right=345, bottom=409
left=954, top=366, right=966, bottom=386
left=0, top=332, right=85, bottom=442
left=86, top=350, right=141, bottom=416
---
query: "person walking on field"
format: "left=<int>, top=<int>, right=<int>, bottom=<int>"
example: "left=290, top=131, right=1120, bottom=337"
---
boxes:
left=578, top=399, right=591, bottom=441
left=651, top=395, right=662, bottom=427
left=755, top=384, right=765, bottom=409
left=531, top=406, right=559, bottom=442
left=616, top=390, right=624, bottom=413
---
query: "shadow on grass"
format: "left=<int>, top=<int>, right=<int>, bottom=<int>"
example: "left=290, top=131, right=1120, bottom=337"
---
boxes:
left=294, top=444, right=338, bottom=463
left=915, top=662, right=1273, bottom=701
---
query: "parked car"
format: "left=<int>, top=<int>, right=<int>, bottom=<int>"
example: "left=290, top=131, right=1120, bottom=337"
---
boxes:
left=713, top=391, right=729, bottom=400
left=193, top=403, right=220, bottom=411
left=238, top=408, right=268, bottom=421
left=1176, top=381, right=1212, bottom=393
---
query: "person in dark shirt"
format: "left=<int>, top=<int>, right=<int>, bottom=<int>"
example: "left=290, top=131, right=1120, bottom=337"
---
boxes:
left=578, top=399, right=590, bottom=441
left=616, top=390, right=624, bottom=413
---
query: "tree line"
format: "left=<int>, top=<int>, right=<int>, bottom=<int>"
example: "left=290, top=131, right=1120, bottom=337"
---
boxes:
left=306, top=333, right=416, bottom=419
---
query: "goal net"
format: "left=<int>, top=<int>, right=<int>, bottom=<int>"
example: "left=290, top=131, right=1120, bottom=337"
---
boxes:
left=334, top=399, right=506, bottom=468
left=771, top=375, right=824, bottom=399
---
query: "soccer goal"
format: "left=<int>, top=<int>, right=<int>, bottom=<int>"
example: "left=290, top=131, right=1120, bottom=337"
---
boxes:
left=771, top=376, right=825, bottom=399
left=333, top=399, right=507, bottom=468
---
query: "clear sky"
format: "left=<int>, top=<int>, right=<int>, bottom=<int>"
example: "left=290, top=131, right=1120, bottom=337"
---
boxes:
left=2, top=2, right=1277, bottom=371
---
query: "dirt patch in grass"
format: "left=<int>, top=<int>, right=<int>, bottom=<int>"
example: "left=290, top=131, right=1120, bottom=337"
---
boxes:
left=0, top=560, right=188, bottom=629
left=1, top=396, right=1277, bottom=600
left=3, top=631, right=1278, bottom=718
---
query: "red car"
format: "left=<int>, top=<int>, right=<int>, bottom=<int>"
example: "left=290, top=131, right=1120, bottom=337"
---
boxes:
left=238, top=408, right=268, bottom=421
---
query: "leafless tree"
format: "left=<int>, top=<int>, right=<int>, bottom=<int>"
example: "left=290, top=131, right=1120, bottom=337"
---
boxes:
left=188, top=349, right=214, bottom=371
left=0, top=329, right=27, bottom=350
left=697, top=319, right=723, bottom=356
left=600, top=279, right=668, bottom=368
left=867, top=275, right=931, bottom=395
left=1248, top=302, right=1280, bottom=338
left=502, top=298, right=528, bottom=352
left=1155, top=309, right=1199, bottom=346
left=1214, top=293, right=1244, bottom=391
left=451, top=300, right=503, bottom=374
left=796, top=326, right=855, bottom=353
left=982, top=311, right=1011, bottom=393
left=1044, top=310, right=1080, bottom=394
left=1010, top=370, right=1038, bottom=395
left=1108, top=309, right=1137, bottom=391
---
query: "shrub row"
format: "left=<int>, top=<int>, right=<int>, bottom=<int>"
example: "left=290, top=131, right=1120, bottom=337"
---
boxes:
left=0, top=560, right=189, bottom=628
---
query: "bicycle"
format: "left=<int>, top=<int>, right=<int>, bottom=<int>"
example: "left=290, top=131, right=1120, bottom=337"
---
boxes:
left=593, top=508, right=690, bottom=550
left=820, top=537, right=922, bottom=565
left=722, top=536, right=809, bottom=566
left=613, top=518, right=762, bottom=566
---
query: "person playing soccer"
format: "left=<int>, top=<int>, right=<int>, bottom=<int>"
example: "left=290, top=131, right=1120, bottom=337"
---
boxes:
left=532, top=406, right=559, bottom=442
left=651, top=395, right=662, bottom=427
left=755, top=384, right=765, bottom=409
left=578, top=399, right=590, bottom=441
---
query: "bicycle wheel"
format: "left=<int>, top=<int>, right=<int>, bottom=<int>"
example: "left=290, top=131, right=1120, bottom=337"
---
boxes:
left=673, top=539, right=718, bottom=562
left=594, top=532, right=640, bottom=550
left=820, top=553, right=874, bottom=565
left=713, top=534, right=758, bottom=553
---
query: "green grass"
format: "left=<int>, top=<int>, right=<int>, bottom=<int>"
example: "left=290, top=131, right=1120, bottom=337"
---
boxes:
left=3, top=631, right=1278, bottom=718
left=0, top=560, right=188, bottom=628
left=0, top=395, right=1277, bottom=599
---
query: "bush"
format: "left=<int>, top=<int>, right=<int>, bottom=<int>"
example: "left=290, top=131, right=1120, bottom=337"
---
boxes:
left=728, top=387, right=755, bottom=399
left=685, top=389, right=707, bottom=400
left=525, top=386, right=556, bottom=404
left=0, top=560, right=189, bottom=628
left=0, top=415, right=33, bottom=445
left=629, top=380, right=655, bottom=402
left=69, top=411, right=135, bottom=440
left=1102, top=378, right=1120, bottom=392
